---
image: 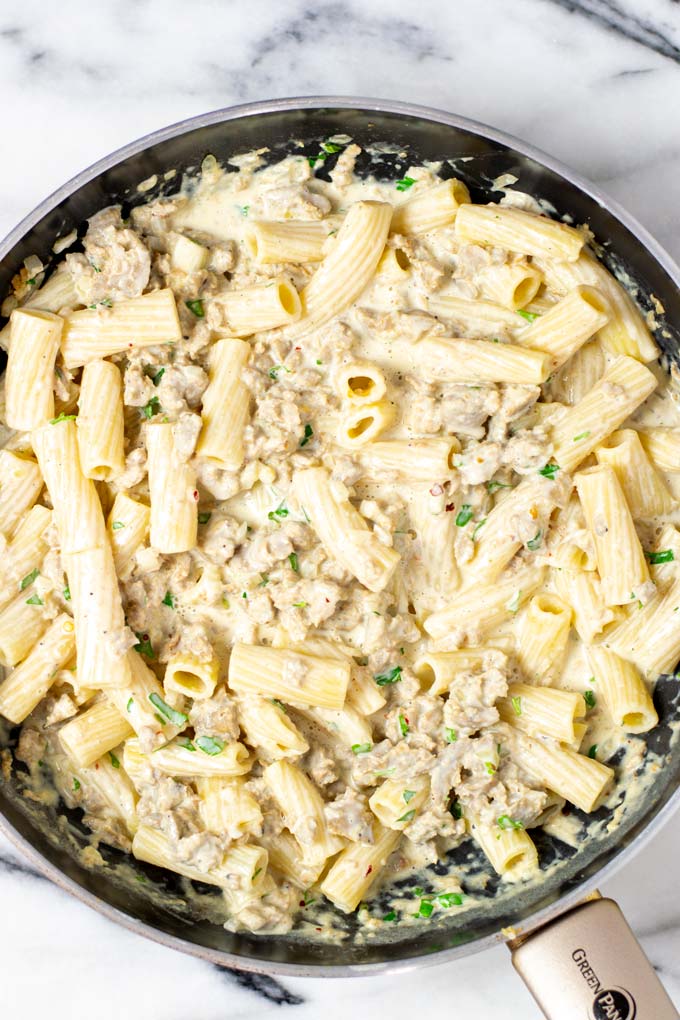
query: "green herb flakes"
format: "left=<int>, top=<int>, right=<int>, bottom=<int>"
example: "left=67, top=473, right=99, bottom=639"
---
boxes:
left=517, top=309, right=540, bottom=322
left=152, top=367, right=165, bottom=386
left=450, top=799, right=463, bottom=820
left=527, top=529, right=543, bottom=551
left=288, top=552, right=299, bottom=573
left=437, top=892, right=463, bottom=908
left=397, top=809, right=416, bottom=823
left=497, top=815, right=524, bottom=830
left=383, top=910, right=398, bottom=922
left=179, top=737, right=196, bottom=751
left=588, top=744, right=598, bottom=759
left=374, top=665, right=402, bottom=687
left=162, top=591, right=175, bottom=609
left=270, top=698, right=288, bottom=713
left=26, top=594, right=43, bottom=606
left=196, top=735, right=225, bottom=756
left=396, top=177, right=416, bottom=192
left=539, top=463, right=560, bottom=479
left=148, top=692, right=187, bottom=727
left=645, top=549, right=675, bottom=564
left=413, top=898, right=434, bottom=918
left=73, top=777, right=81, bottom=792
left=487, top=480, right=512, bottom=493
left=583, top=689, right=596, bottom=709
left=511, top=695, right=522, bottom=716
left=351, top=742, right=372, bottom=755
left=472, top=518, right=487, bottom=541
left=573, top=430, right=591, bottom=442
left=142, top=396, right=160, bottom=419
left=484, top=761, right=496, bottom=775
left=446, top=728, right=457, bottom=743
left=49, top=412, right=77, bottom=425
left=134, top=633, right=155, bottom=659
left=63, top=585, right=71, bottom=601
left=126, top=697, right=134, bottom=713
left=109, top=751, right=120, bottom=769
left=185, top=299, right=205, bottom=317
left=198, top=511, right=212, bottom=525
left=267, top=505, right=289, bottom=521
left=455, top=504, right=473, bottom=527
left=292, top=600, right=307, bottom=608
left=20, top=568, right=39, bottom=591
left=111, top=520, right=125, bottom=531
left=300, top=423, right=314, bottom=447
left=506, top=590, right=522, bottom=614
left=398, top=713, right=409, bottom=737
left=403, top=789, right=416, bottom=803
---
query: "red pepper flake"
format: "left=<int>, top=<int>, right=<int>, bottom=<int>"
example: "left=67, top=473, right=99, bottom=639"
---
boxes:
left=429, top=483, right=443, bottom=496
left=94, top=762, right=100, bottom=770
left=295, top=346, right=302, bottom=351
left=315, top=927, right=322, bottom=932
left=365, top=865, right=373, bottom=876
left=299, top=900, right=305, bottom=908
left=192, top=490, right=199, bottom=501
left=445, top=502, right=455, bottom=512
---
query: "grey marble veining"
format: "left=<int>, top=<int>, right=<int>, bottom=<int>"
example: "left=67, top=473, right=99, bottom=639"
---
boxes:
left=0, top=1, right=679, bottom=1016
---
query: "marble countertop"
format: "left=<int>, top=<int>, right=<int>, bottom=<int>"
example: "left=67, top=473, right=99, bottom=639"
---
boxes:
left=1, top=1, right=680, bottom=1016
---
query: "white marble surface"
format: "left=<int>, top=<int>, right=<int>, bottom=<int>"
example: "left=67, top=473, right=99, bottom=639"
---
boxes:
left=1, top=0, right=680, bottom=1016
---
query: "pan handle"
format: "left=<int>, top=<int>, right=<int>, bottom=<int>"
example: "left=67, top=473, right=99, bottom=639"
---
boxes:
left=509, top=894, right=678, bottom=1019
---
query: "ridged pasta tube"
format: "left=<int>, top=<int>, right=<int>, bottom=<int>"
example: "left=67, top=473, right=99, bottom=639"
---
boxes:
left=5, top=309, right=63, bottom=430
left=228, top=642, right=349, bottom=710
left=58, top=700, right=133, bottom=767
left=391, top=179, right=470, bottom=235
left=595, top=430, right=673, bottom=518
left=61, top=289, right=182, bottom=368
left=517, top=285, right=610, bottom=370
left=417, top=336, right=551, bottom=385
left=455, top=204, right=584, bottom=261
left=585, top=646, right=658, bottom=733
left=76, top=360, right=125, bottom=481
left=216, top=277, right=301, bottom=336
left=146, top=423, right=197, bottom=554
left=0, top=614, right=75, bottom=722
left=196, top=338, right=251, bottom=471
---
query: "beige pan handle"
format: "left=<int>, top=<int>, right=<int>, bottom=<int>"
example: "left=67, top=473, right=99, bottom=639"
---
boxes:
left=510, top=895, right=678, bottom=1019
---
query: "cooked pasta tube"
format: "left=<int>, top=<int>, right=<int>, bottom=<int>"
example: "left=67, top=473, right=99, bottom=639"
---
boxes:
left=413, top=649, right=503, bottom=697
left=294, top=467, right=400, bottom=593
left=391, top=178, right=470, bottom=234
left=0, top=588, right=51, bottom=667
left=498, top=683, right=585, bottom=743
left=0, top=452, right=43, bottom=537
left=336, top=401, right=396, bottom=448
left=346, top=669, right=387, bottom=715
left=605, top=573, right=680, bottom=677
left=376, top=245, right=411, bottom=279
left=246, top=220, right=330, bottom=264
left=263, top=760, right=345, bottom=864
left=534, top=250, right=658, bottom=362
left=146, top=423, right=197, bottom=554
left=0, top=614, right=75, bottom=723
left=196, top=338, right=251, bottom=471
left=553, top=563, right=617, bottom=643
left=320, top=823, right=401, bottom=912
left=58, top=700, right=134, bottom=767
left=515, top=594, right=572, bottom=683
left=511, top=731, right=614, bottom=812
left=575, top=464, right=650, bottom=607
left=417, top=336, right=550, bottom=385
left=427, top=294, right=520, bottom=333
left=549, top=338, right=606, bottom=406
left=549, top=356, right=657, bottom=472
left=468, top=815, right=538, bottom=876
left=639, top=428, right=680, bottom=472
left=220, top=844, right=270, bottom=914
left=369, top=776, right=429, bottom=830
left=76, top=359, right=125, bottom=481
left=585, top=646, right=658, bottom=733
left=228, top=642, right=350, bottom=710
left=5, top=309, right=63, bottom=430
left=61, top=289, right=182, bottom=368
left=287, top=201, right=392, bottom=339
left=60, top=753, right=138, bottom=837
left=196, top=777, right=263, bottom=838
left=479, top=263, right=543, bottom=310
left=408, top=487, right=460, bottom=603
left=0, top=504, right=51, bottom=591
left=595, top=430, right=673, bottom=518
left=216, top=277, right=301, bottom=336
left=237, top=695, right=309, bottom=759
left=424, top=565, right=545, bottom=641
left=307, top=705, right=373, bottom=748
left=0, top=269, right=78, bottom=352
left=645, top=523, right=680, bottom=588
left=359, top=438, right=458, bottom=483
left=132, top=825, right=265, bottom=893
left=32, top=419, right=107, bottom=553
left=107, top=650, right=179, bottom=750
left=334, top=362, right=387, bottom=406
left=259, top=828, right=325, bottom=888
left=171, top=235, right=209, bottom=272
left=454, top=204, right=584, bottom=261
left=107, top=493, right=150, bottom=579
left=67, top=546, right=133, bottom=689
left=517, top=285, right=610, bottom=369
left=146, top=737, right=250, bottom=778
left=164, top=652, right=220, bottom=700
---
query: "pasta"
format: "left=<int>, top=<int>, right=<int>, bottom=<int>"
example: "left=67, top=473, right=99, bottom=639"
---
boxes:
left=0, top=143, right=674, bottom=940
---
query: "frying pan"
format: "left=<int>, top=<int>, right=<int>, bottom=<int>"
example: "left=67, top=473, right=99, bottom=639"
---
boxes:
left=0, top=97, right=679, bottom=1020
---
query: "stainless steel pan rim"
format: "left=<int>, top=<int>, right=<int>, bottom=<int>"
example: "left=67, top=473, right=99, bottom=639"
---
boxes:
left=1, top=96, right=679, bottom=978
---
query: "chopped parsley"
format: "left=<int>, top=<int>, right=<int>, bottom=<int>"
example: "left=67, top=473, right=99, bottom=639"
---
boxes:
left=288, top=552, right=299, bottom=573
left=108, top=751, right=120, bottom=769
left=472, top=518, right=487, bottom=541
left=573, top=430, right=591, bottom=442
left=258, top=574, right=270, bottom=587
left=450, top=799, right=463, bottom=820
left=446, top=728, right=457, bottom=743
left=134, top=632, right=155, bottom=659
left=73, top=777, right=81, bottom=792
left=374, top=665, right=402, bottom=687
left=152, top=367, right=165, bottom=386
left=455, top=504, right=473, bottom=527
left=267, top=504, right=289, bottom=522
left=539, top=462, right=560, bottom=479
left=49, top=412, right=77, bottom=425
left=395, top=177, right=416, bottom=192
left=292, top=600, right=307, bottom=608
left=142, top=396, right=160, bottom=419
left=398, top=713, right=409, bottom=737
left=497, top=815, right=524, bottom=830
left=527, top=529, right=543, bottom=551
left=178, top=738, right=196, bottom=751
left=397, top=809, right=416, bottom=823
left=484, top=761, right=497, bottom=775
left=268, top=364, right=292, bottom=380
left=126, top=697, right=134, bottom=713
left=19, top=568, right=39, bottom=591
left=26, top=594, right=44, bottom=606
left=148, top=693, right=187, bottom=727
left=300, top=423, right=314, bottom=447
left=511, top=695, right=522, bottom=716
left=270, top=698, right=287, bottom=713
left=63, top=585, right=71, bottom=601
left=413, top=898, right=434, bottom=918
left=351, top=742, right=372, bottom=755
left=111, top=520, right=125, bottom=531
left=506, top=590, right=522, bottom=614
left=239, top=205, right=250, bottom=217
left=374, top=767, right=396, bottom=778
left=437, top=892, right=463, bottom=908
left=403, top=789, right=416, bottom=803
left=583, top=689, right=596, bottom=710
left=162, top=591, right=175, bottom=609
left=645, top=549, right=675, bottom=564
left=321, top=141, right=343, bottom=154
left=487, top=480, right=512, bottom=494
left=198, top=511, right=212, bottom=525
left=185, top=299, right=205, bottom=317
left=383, top=910, right=398, bottom=922
left=517, top=309, right=540, bottom=323
left=196, top=735, right=225, bottom=755
left=87, top=298, right=113, bottom=309
left=588, top=744, right=598, bottom=759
